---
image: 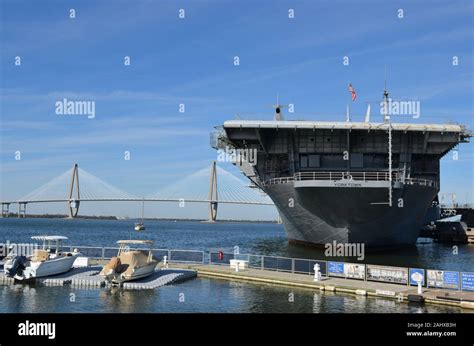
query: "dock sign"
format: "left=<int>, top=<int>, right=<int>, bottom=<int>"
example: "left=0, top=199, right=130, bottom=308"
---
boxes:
left=328, top=262, right=344, bottom=276
left=427, top=270, right=459, bottom=289
left=366, top=265, right=408, bottom=285
left=443, top=271, right=460, bottom=288
left=409, top=268, right=425, bottom=286
left=461, top=272, right=474, bottom=291
left=328, top=262, right=365, bottom=280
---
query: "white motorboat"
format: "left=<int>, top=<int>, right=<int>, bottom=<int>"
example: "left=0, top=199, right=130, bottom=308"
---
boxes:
left=100, top=240, right=158, bottom=284
left=4, top=236, right=81, bottom=280
left=134, top=222, right=145, bottom=231
left=134, top=199, right=146, bottom=231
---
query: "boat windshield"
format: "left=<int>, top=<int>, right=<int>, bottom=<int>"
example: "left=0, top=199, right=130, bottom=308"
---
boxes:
left=116, top=240, right=153, bottom=256
left=38, top=239, right=63, bottom=253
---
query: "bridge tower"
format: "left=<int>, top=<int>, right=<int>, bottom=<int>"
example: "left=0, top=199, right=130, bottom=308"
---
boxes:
left=1, top=203, right=10, bottom=218
left=18, top=203, right=27, bottom=218
left=207, top=161, right=218, bottom=222
left=67, top=163, right=81, bottom=218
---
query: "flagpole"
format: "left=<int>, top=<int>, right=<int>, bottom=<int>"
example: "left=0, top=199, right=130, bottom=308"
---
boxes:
left=347, top=81, right=351, bottom=122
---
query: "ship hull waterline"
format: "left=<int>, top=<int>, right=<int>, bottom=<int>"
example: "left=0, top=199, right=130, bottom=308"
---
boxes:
left=265, top=181, right=437, bottom=250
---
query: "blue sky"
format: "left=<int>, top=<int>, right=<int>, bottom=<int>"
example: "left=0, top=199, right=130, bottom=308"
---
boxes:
left=0, top=0, right=472, bottom=218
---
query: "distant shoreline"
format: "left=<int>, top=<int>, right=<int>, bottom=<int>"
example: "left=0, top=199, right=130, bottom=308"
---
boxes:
left=1, top=213, right=278, bottom=224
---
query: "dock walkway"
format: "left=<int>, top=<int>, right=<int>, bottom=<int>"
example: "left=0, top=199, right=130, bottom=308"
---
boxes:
left=2, top=261, right=473, bottom=310
left=167, top=263, right=474, bottom=310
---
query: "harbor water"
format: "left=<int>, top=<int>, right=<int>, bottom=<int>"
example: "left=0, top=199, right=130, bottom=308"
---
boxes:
left=1, top=218, right=473, bottom=313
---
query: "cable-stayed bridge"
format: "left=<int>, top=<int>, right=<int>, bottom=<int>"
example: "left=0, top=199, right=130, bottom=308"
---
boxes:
left=0, top=162, right=274, bottom=221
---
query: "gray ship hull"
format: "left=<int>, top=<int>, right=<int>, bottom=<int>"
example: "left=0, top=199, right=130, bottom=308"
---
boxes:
left=215, top=117, right=469, bottom=249
left=265, top=182, right=437, bottom=249
left=265, top=183, right=348, bottom=245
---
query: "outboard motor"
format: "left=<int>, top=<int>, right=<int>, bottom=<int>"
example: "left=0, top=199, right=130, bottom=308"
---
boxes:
left=100, top=256, right=122, bottom=282
left=5, top=256, right=28, bottom=278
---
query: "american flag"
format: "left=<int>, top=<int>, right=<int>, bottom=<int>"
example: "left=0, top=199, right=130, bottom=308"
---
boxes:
left=348, top=83, right=357, bottom=101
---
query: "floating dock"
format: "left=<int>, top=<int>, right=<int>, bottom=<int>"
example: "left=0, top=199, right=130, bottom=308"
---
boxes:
left=1, top=261, right=473, bottom=310
left=40, top=267, right=104, bottom=288
left=167, top=263, right=474, bottom=310
left=0, top=267, right=196, bottom=290
left=121, top=269, right=197, bottom=290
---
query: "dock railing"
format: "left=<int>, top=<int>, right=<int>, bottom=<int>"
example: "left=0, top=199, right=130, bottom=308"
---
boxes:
left=68, top=245, right=473, bottom=292
left=208, top=251, right=329, bottom=276
left=68, top=245, right=205, bottom=264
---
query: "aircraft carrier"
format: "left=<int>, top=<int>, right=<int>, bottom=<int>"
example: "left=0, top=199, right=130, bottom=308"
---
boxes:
left=211, top=92, right=471, bottom=249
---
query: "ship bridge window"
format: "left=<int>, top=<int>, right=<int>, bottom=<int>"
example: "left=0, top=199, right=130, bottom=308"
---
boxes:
left=400, top=153, right=411, bottom=163
left=301, top=156, right=308, bottom=168
left=350, top=153, right=364, bottom=168
left=300, top=154, right=320, bottom=169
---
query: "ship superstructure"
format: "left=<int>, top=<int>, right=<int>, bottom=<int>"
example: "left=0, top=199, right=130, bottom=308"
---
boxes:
left=211, top=95, right=470, bottom=249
